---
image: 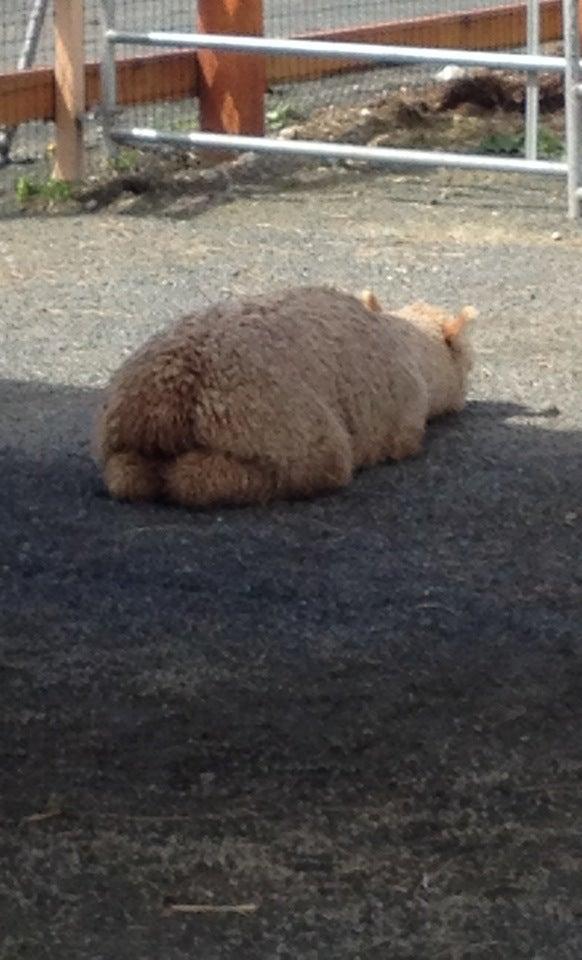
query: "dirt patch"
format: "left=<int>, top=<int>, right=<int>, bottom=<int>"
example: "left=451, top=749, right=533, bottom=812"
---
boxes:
left=281, top=69, right=564, bottom=153
left=438, top=69, right=563, bottom=113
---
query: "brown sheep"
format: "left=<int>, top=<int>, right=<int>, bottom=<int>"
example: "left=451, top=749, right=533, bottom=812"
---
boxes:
left=93, top=286, right=475, bottom=507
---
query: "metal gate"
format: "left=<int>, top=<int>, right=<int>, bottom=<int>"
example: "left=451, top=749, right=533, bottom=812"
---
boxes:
left=99, top=0, right=582, bottom=217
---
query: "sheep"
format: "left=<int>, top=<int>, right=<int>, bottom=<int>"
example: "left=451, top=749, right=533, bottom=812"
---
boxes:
left=93, top=286, right=475, bottom=507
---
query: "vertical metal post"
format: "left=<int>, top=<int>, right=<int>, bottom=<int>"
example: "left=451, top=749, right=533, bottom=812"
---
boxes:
left=563, top=0, right=582, bottom=217
left=18, top=0, right=50, bottom=71
left=525, top=0, right=540, bottom=159
left=100, top=0, right=118, bottom=159
left=0, top=0, right=50, bottom=164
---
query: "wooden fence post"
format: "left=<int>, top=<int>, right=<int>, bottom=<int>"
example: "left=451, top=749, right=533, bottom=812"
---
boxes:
left=197, top=0, right=265, bottom=136
left=53, top=0, right=85, bottom=180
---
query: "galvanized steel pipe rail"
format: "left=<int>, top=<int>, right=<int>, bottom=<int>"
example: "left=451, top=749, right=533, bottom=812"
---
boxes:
left=111, top=127, right=568, bottom=177
left=105, top=28, right=566, bottom=73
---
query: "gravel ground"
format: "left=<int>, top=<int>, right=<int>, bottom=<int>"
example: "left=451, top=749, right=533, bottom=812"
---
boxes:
left=1, top=168, right=582, bottom=960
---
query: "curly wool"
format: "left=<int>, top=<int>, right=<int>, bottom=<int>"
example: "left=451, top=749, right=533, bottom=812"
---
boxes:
left=94, top=286, right=474, bottom=507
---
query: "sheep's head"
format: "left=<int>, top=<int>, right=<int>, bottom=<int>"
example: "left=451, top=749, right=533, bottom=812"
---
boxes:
left=362, top=292, right=475, bottom=372
left=400, top=300, right=475, bottom=371
left=396, top=300, right=476, bottom=413
left=360, top=291, right=476, bottom=414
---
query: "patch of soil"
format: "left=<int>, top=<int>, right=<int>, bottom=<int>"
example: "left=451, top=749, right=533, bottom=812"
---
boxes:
left=286, top=69, right=565, bottom=154
left=438, top=69, right=563, bottom=113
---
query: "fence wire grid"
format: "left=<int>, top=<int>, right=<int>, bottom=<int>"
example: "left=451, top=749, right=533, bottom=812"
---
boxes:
left=0, top=0, right=566, bottom=182
left=267, top=0, right=515, bottom=34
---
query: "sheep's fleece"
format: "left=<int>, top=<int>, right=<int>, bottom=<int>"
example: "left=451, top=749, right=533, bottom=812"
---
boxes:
left=94, top=286, right=475, bottom=507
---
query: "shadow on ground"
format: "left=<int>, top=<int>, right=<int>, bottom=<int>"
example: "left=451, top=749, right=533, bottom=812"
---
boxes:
left=1, top=378, right=581, bottom=960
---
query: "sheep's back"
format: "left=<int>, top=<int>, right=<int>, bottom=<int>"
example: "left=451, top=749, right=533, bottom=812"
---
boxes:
left=98, top=286, right=423, bottom=465
left=176, top=286, right=409, bottom=405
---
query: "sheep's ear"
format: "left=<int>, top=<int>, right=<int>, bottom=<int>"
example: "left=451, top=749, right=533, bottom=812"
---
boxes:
left=443, top=305, right=477, bottom=343
left=361, top=289, right=382, bottom=313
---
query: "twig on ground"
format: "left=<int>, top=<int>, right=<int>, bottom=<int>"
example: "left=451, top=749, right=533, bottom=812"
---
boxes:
left=163, top=901, right=258, bottom=917
left=20, top=807, right=63, bottom=825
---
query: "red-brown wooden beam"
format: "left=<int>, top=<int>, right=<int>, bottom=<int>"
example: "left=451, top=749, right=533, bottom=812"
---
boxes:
left=197, top=0, right=266, bottom=136
left=0, top=53, right=199, bottom=127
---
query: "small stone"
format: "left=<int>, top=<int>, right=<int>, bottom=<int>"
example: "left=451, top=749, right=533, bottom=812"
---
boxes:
left=112, top=192, right=139, bottom=213
left=435, top=64, right=467, bottom=82
left=551, top=230, right=562, bottom=241
left=278, top=125, right=300, bottom=140
left=162, top=194, right=211, bottom=218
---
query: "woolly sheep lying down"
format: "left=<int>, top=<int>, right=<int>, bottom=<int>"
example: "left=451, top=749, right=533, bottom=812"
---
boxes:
left=94, top=286, right=475, bottom=507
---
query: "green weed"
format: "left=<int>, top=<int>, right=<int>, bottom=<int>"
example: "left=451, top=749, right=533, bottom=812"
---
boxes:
left=15, top=175, right=72, bottom=205
left=266, top=103, right=304, bottom=131
left=109, top=147, right=141, bottom=172
left=478, top=126, right=564, bottom=159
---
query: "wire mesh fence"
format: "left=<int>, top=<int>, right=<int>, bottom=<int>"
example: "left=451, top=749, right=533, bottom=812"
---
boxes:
left=0, top=0, right=567, bottom=189
left=0, top=0, right=202, bottom=175
left=263, top=0, right=542, bottom=113
left=262, top=0, right=564, bottom=165
left=111, top=2, right=199, bottom=139
left=1, top=0, right=54, bottom=170
left=2, top=0, right=53, bottom=67
left=264, top=0, right=432, bottom=136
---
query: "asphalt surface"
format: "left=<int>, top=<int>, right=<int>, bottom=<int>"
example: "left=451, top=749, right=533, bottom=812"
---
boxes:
left=1, top=168, right=582, bottom=959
